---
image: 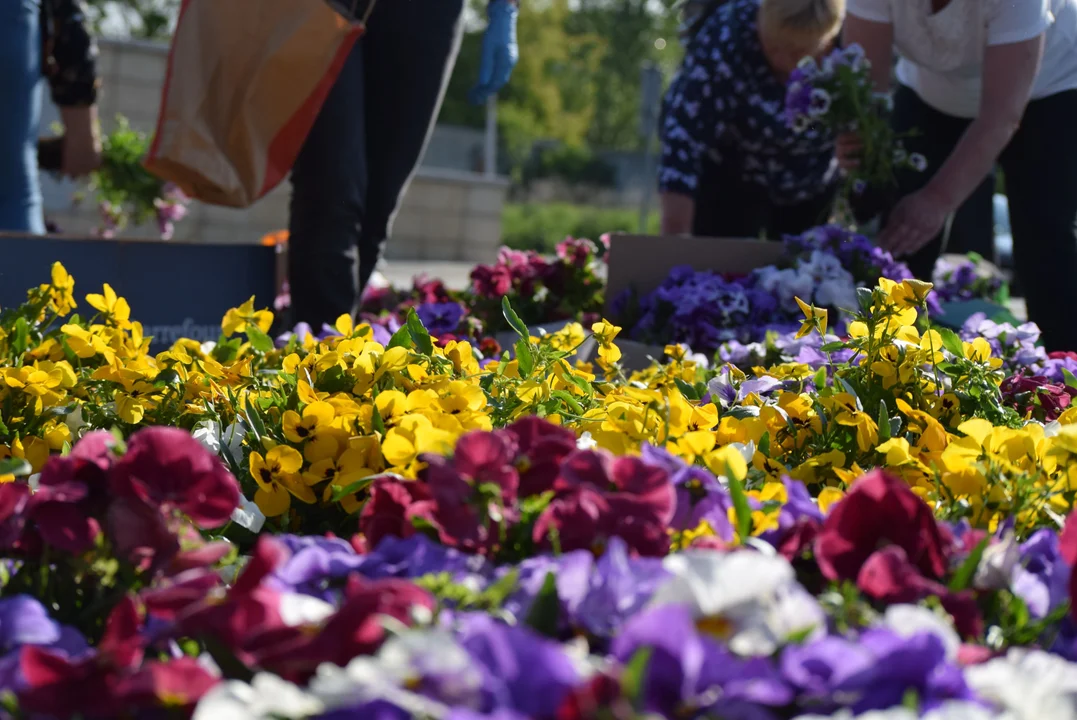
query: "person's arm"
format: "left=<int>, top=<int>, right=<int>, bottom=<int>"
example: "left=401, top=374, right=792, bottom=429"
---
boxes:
left=42, top=0, right=101, bottom=178
left=836, top=12, right=894, bottom=169
left=657, top=28, right=726, bottom=236
left=920, top=36, right=1044, bottom=214
left=842, top=14, right=894, bottom=92
left=879, top=35, right=1045, bottom=255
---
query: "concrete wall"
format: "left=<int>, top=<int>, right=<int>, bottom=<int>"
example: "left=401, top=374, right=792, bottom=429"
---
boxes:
left=39, top=38, right=507, bottom=263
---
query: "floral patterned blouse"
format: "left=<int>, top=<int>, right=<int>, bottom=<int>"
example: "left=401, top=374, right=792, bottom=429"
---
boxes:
left=40, top=0, right=99, bottom=107
left=658, top=0, right=837, bottom=205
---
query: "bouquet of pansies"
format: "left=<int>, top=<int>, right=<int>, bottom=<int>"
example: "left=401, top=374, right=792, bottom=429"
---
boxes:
left=625, top=226, right=918, bottom=357
left=628, top=267, right=785, bottom=354
left=785, top=45, right=925, bottom=219
left=74, top=115, right=191, bottom=240
left=932, top=253, right=1009, bottom=305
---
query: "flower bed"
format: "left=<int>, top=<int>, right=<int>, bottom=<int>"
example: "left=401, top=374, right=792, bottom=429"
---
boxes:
left=1, top=252, right=1076, bottom=719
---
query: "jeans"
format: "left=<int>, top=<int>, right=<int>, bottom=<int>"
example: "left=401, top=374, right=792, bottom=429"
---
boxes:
left=891, top=84, right=1077, bottom=351
left=288, top=0, right=465, bottom=329
left=692, top=155, right=837, bottom=239
left=0, top=0, right=45, bottom=234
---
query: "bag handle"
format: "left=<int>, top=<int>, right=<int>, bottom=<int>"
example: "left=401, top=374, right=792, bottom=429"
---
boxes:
left=351, top=0, right=376, bottom=24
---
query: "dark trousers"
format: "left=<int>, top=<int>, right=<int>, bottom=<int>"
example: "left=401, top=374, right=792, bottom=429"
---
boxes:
left=692, top=157, right=836, bottom=239
left=288, top=0, right=466, bottom=329
left=891, top=85, right=1077, bottom=351
left=949, top=168, right=997, bottom=263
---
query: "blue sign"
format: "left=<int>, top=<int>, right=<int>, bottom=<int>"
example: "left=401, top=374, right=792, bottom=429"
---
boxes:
left=0, top=234, right=277, bottom=351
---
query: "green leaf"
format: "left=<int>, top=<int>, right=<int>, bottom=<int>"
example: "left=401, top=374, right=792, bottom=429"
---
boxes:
left=726, top=470, right=753, bottom=542
left=515, top=339, right=534, bottom=377
left=674, top=377, right=700, bottom=401
left=939, top=328, right=966, bottom=358
left=949, top=536, right=989, bottom=592
left=501, top=296, right=530, bottom=338
left=332, top=475, right=376, bottom=502
left=758, top=431, right=771, bottom=457
left=621, top=647, right=653, bottom=705
left=856, top=287, right=875, bottom=312
left=246, top=327, right=273, bottom=354
left=387, top=324, right=412, bottom=350
left=820, top=342, right=846, bottom=353
left=524, top=572, right=561, bottom=639
left=154, top=369, right=182, bottom=388
left=406, top=309, right=434, bottom=356
left=12, top=318, right=29, bottom=356
left=551, top=390, right=584, bottom=416
left=813, top=366, right=828, bottom=391
left=0, top=458, right=32, bottom=477
left=562, top=371, right=593, bottom=396
left=482, top=568, right=520, bottom=608
left=203, top=635, right=254, bottom=683
left=877, top=400, right=891, bottom=443
left=244, top=403, right=266, bottom=440
left=371, top=401, right=387, bottom=435
left=1063, top=368, right=1077, bottom=392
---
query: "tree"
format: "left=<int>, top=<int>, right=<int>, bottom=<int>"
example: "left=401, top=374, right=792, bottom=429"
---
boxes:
left=83, top=0, right=178, bottom=39
left=439, top=0, right=605, bottom=170
left=566, top=0, right=681, bottom=150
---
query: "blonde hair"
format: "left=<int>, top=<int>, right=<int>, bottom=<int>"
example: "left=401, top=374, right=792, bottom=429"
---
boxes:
left=759, top=0, right=845, bottom=49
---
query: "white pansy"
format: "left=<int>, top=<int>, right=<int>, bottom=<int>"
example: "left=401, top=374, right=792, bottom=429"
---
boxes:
left=881, top=604, right=960, bottom=661
left=201, top=340, right=217, bottom=355
left=279, top=593, right=335, bottom=628
left=231, top=495, right=266, bottom=534
left=193, top=674, right=322, bottom=720
left=191, top=419, right=222, bottom=455
left=924, top=702, right=1011, bottom=720
left=64, top=405, right=85, bottom=436
left=794, top=709, right=918, bottom=720
left=974, top=532, right=1021, bottom=591
left=965, top=648, right=1077, bottom=720
left=221, top=421, right=246, bottom=465
left=650, top=550, right=823, bottom=656
left=577, top=432, right=598, bottom=451
left=731, top=440, right=756, bottom=464
left=309, top=628, right=478, bottom=714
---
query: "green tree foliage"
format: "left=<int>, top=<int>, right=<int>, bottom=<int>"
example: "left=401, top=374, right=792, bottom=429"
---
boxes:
left=83, top=0, right=178, bottom=39
left=565, top=0, right=681, bottom=150
left=440, top=0, right=606, bottom=168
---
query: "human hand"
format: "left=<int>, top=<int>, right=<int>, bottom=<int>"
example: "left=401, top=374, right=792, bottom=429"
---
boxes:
left=836, top=132, right=862, bottom=171
left=878, top=188, right=952, bottom=258
left=60, top=106, right=102, bottom=179
left=468, top=0, right=519, bottom=105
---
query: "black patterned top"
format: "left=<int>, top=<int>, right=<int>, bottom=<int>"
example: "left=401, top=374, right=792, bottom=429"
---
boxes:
left=41, top=0, right=99, bottom=107
left=658, top=0, right=837, bottom=205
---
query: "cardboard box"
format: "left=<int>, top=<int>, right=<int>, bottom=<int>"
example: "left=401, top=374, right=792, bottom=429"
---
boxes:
left=600, top=233, right=786, bottom=369
left=603, top=234, right=786, bottom=317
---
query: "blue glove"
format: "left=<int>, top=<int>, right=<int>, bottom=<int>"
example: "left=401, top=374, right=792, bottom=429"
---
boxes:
left=469, top=0, right=519, bottom=105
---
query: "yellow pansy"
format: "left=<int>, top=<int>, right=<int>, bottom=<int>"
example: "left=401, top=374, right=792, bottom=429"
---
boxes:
left=250, top=446, right=313, bottom=517
left=282, top=401, right=336, bottom=443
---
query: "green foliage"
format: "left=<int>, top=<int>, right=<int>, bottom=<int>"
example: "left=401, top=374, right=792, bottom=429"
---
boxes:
left=501, top=202, right=659, bottom=252
left=439, top=0, right=681, bottom=173
left=523, top=145, right=617, bottom=188
left=83, top=0, right=178, bottom=39
left=77, top=115, right=166, bottom=230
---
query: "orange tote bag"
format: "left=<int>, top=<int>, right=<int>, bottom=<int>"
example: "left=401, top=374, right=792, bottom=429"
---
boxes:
left=145, top=0, right=373, bottom=208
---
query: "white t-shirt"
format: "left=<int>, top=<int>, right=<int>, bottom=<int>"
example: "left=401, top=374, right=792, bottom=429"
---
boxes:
left=848, top=0, right=1077, bottom=118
